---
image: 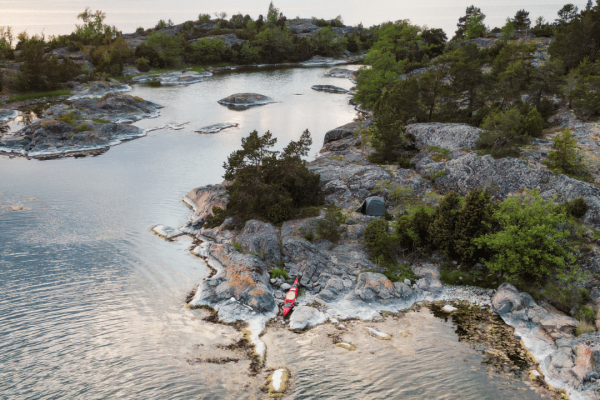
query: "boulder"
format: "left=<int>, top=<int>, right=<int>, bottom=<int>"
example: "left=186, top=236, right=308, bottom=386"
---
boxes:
left=289, top=306, right=327, bottom=330
left=190, top=243, right=276, bottom=313
left=492, top=282, right=528, bottom=314
left=406, top=123, right=482, bottom=151
left=323, top=120, right=373, bottom=144
left=217, top=93, right=275, bottom=108
left=183, top=184, right=230, bottom=226
left=235, top=220, right=281, bottom=263
left=311, top=85, right=348, bottom=94
left=354, top=272, right=409, bottom=301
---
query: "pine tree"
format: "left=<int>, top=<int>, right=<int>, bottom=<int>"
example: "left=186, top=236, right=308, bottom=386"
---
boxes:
left=429, top=192, right=461, bottom=255
left=454, top=190, right=494, bottom=263
left=546, top=128, right=588, bottom=178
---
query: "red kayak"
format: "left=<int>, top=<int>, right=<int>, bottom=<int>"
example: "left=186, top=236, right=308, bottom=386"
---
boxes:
left=282, top=277, right=299, bottom=317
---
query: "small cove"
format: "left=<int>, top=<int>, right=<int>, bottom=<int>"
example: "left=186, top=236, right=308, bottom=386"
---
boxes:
left=0, top=65, right=548, bottom=399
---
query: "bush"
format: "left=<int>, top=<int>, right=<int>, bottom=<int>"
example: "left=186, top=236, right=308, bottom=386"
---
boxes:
left=567, top=197, right=589, bottom=218
left=546, top=128, right=590, bottom=180
left=538, top=283, right=590, bottom=314
left=477, top=106, right=543, bottom=158
left=58, top=112, right=78, bottom=126
left=135, top=44, right=161, bottom=67
left=270, top=268, right=290, bottom=280
left=429, top=192, right=461, bottom=256
left=574, top=304, right=596, bottom=324
left=316, top=205, right=347, bottom=242
left=365, top=219, right=394, bottom=261
left=453, top=190, right=494, bottom=264
left=90, top=36, right=132, bottom=76
left=204, top=207, right=228, bottom=228
left=474, top=190, right=577, bottom=283
left=136, top=57, right=151, bottom=72
left=184, top=38, right=231, bottom=64
left=382, top=262, right=415, bottom=283
left=146, top=32, right=183, bottom=67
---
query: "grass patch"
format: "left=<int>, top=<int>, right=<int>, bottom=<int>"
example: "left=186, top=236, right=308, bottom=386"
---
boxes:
left=76, top=124, right=93, bottom=132
left=440, top=262, right=505, bottom=289
left=428, top=146, right=450, bottom=154
left=576, top=320, right=596, bottom=336
left=58, top=112, right=79, bottom=126
left=431, top=153, right=450, bottom=162
left=382, top=262, right=415, bottom=283
left=6, top=90, right=71, bottom=104
left=270, top=268, right=289, bottom=280
left=231, top=241, right=245, bottom=253
left=92, top=118, right=110, bottom=124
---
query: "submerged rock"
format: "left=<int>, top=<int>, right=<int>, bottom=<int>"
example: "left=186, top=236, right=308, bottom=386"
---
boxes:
left=195, top=123, right=238, bottom=134
left=217, top=93, right=276, bottom=108
left=365, top=327, right=391, bottom=340
left=311, top=85, right=348, bottom=94
left=152, top=225, right=183, bottom=239
left=289, top=306, right=327, bottom=330
left=335, top=342, right=356, bottom=351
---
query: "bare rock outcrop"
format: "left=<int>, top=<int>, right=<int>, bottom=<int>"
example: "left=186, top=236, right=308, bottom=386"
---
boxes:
left=235, top=220, right=281, bottom=263
left=406, top=123, right=482, bottom=152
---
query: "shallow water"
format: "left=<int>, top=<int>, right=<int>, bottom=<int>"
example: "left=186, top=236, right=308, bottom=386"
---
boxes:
left=0, top=66, right=545, bottom=399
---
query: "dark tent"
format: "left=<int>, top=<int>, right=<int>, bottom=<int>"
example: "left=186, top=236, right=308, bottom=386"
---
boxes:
left=357, top=196, right=386, bottom=216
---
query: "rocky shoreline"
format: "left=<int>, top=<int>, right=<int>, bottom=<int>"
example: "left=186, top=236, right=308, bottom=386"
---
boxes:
left=154, top=112, right=600, bottom=399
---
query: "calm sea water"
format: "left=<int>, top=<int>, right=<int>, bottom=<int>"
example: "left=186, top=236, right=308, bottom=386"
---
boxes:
left=0, top=0, right=591, bottom=39
left=0, top=66, right=545, bottom=398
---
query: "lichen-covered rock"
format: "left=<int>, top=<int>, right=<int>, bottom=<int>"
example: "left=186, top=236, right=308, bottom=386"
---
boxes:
left=71, top=93, right=163, bottom=123
left=309, top=152, right=391, bottom=205
left=235, top=220, right=281, bottom=263
left=423, top=152, right=600, bottom=230
left=406, top=123, right=482, bottom=151
left=217, top=93, right=275, bottom=107
left=289, top=306, right=327, bottom=330
left=183, top=184, right=230, bottom=226
left=190, top=243, right=276, bottom=313
left=391, top=168, right=433, bottom=196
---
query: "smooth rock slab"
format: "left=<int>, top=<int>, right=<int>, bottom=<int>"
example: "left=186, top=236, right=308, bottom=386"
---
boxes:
left=68, top=81, right=132, bottom=100
left=217, top=93, right=275, bottom=108
left=0, top=109, right=19, bottom=122
left=195, top=123, right=238, bottom=134
left=311, top=85, right=348, bottom=94
left=289, top=306, right=327, bottom=330
left=132, top=70, right=212, bottom=85
left=152, top=225, right=183, bottom=239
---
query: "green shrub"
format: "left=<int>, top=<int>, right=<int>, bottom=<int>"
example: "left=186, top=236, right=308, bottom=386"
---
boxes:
left=231, top=241, right=244, bottom=253
left=381, top=262, right=415, bottom=283
left=566, top=197, right=589, bottom=218
left=453, top=190, right=494, bottom=264
left=204, top=207, right=228, bottom=228
left=365, top=219, right=394, bottom=261
left=270, top=268, right=290, bottom=280
left=536, top=283, right=589, bottom=314
left=316, top=205, right=346, bottom=242
left=574, top=305, right=596, bottom=324
left=136, top=57, right=151, bottom=72
left=76, top=124, right=93, bottom=132
left=477, top=106, right=543, bottom=158
left=267, top=202, right=292, bottom=224
left=58, top=112, right=78, bottom=126
left=474, top=190, right=577, bottom=283
left=429, top=192, right=460, bottom=256
left=545, top=128, right=590, bottom=180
